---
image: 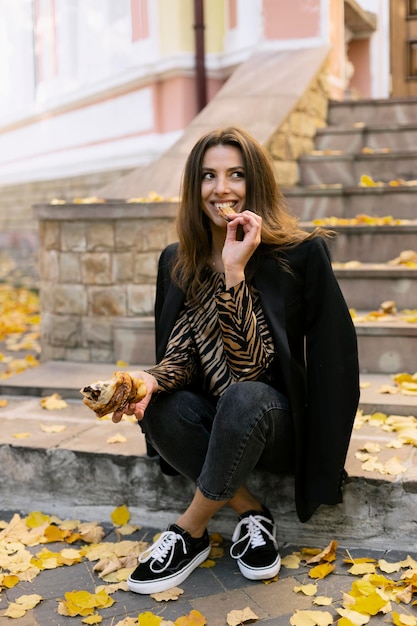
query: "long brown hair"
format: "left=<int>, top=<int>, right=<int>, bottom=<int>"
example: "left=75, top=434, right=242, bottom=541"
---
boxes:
left=173, top=126, right=324, bottom=299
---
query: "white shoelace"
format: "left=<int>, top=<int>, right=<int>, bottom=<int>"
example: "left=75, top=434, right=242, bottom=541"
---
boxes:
left=230, top=514, right=277, bottom=559
left=138, top=530, right=187, bottom=573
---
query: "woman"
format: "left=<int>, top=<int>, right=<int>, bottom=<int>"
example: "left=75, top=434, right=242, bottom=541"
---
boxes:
left=112, top=127, right=360, bottom=595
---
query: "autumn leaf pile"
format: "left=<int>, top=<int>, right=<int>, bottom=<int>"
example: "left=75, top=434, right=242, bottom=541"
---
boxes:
left=0, top=507, right=210, bottom=624
left=2, top=510, right=417, bottom=625
left=0, top=285, right=40, bottom=378
left=312, top=214, right=416, bottom=227
left=49, top=192, right=180, bottom=205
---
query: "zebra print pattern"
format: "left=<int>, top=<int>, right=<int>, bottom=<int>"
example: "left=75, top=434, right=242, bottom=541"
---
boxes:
left=148, top=269, right=276, bottom=397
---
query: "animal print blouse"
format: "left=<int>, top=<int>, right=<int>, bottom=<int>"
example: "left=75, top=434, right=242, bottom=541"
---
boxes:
left=147, top=268, right=276, bottom=397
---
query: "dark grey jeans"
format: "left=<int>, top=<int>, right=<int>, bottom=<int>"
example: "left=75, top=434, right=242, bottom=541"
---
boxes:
left=140, top=381, right=294, bottom=501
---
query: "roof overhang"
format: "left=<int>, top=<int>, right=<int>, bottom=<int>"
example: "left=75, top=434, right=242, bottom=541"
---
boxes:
left=344, top=0, right=377, bottom=38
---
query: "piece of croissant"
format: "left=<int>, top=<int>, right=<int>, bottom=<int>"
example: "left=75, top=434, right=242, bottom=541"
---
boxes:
left=80, top=371, right=147, bottom=417
left=217, top=205, right=237, bottom=221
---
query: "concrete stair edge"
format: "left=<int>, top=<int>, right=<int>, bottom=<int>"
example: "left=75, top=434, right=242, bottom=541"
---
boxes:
left=0, top=433, right=416, bottom=550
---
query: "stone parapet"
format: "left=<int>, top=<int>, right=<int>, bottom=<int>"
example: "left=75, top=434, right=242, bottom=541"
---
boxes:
left=34, top=202, right=178, bottom=363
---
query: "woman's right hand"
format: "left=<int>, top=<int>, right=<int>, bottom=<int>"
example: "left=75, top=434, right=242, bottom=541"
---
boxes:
left=112, top=371, right=159, bottom=423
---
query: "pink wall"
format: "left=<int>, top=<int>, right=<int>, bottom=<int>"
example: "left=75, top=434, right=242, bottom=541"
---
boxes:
left=153, top=76, right=225, bottom=133
left=263, top=0, right=321, bottom=39
left=328, top=0, right=346, bottom=99
left=347, top=39, right=372, bottom=98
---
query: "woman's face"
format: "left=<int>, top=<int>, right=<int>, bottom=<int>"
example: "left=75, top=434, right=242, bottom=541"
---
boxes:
left=200, top=144, right=246, bottom=227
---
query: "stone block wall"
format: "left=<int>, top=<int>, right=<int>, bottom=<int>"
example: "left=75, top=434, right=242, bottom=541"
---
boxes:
left=267, top=70, right=330, bottom=187
left=34, top=202, right=177, bottom=363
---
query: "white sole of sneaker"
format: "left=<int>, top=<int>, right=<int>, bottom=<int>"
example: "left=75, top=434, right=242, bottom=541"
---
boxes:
left=237, top=554, right=281, bottom=581
left=127, top=545, right=211, bottom=594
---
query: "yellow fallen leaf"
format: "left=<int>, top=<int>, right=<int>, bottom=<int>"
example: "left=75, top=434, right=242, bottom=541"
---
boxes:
left=386, top=439, right=403, bottom=449
left=107, top=433, right=127, bottom=444
left=137, top=612, right=163, bottom=626
left=115, top=523, right=141, bottom=536
left=400, top=555, right=417, bottom=569
left=111, top=505, right=130, bottom=527
left=2, top=574, right=19, bottom=588
left=361, top=457, right=384, bottom=473
left=226, top=607, right=259, bottom=626
left=73, top=197, right=106, bottom=204
left=0, top=398, right=8, bottom=407
left=282, top=553, right=301, bottom=568
left=351, top=591, right=390, bottom=615
left=50, top=198, right=66, bottom=204
left=17, top=593, right=43, bottom=608
left=294, top=583, right=318, bottom=596
left=82, top=615, right=103, bottom=624
left=313, top=597, right=333, bottom=606
left=26, top=510, right=51, bottom=528
left=378, top=385, right=398, bottom=394
left=309, top=562, right=335, bottom=579
left=262, top=573, right=279, bottom=584
left=392, top=612, right=417, bottom=626
left=348, top=562, right=377, bottom=575
left=306, top=540, right=338, bottom=564
left=290, top=610, right=333, bottom=626
left=175, top=610, right=207, bottom=626
left=5, top=603, right=27, bottom=618
left=40, top=423, right=67, bottom=433
left=199, top=558, right=216, bottom=568
left=40, top=393, right=68, bottom=410
left=384, top=457, right=407, bottom=475
left=395, top=585, right=413, bottom=604
left=360, top=442, right=381, bottom=454
left=336, top=608, right=370, bottom=625
left=62, top=589, right=114, bottom=617
left=151, top=587, right=184, bottom=602
left=12, top=432, right=31, bottom=439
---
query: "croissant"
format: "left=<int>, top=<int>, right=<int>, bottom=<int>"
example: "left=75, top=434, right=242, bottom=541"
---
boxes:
left=80, top=371, right=147, bottom=417
left=217, top=204, right=237, bottom=221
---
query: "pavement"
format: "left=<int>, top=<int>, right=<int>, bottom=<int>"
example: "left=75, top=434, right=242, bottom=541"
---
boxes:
left=2, top=506, right=416, bottom=626
left=1, top=362, right=417, bottom=624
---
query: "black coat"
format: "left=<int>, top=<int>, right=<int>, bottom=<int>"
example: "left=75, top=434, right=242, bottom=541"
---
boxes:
left=152, top=237, right=360, bottom=523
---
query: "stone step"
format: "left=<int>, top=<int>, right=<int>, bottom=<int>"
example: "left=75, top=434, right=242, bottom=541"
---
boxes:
left=0, top=365, right=416, bottom=549
left=354, top=317, right=417, bottom=374
left=334, top=264, right=417, bottom=310
left=298, top=151, right=417, bottom=186
left=359, top=372, right=417, bottom=416
left=283, top=185, right=417, bottom=221
left=314, top=123, right=417, bottom=153
left=300, top=222, right=417, bottom=262
left=327, top=97, right=417, bottom=126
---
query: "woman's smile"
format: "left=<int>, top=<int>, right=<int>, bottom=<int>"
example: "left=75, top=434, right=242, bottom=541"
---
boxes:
left=201, top=145, right=246, bottom=225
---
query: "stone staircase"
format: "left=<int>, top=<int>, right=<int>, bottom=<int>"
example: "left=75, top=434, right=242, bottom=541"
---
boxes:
left=2, top=97, right=417, bottom=550
left=284, top=97, right=417, bottom=380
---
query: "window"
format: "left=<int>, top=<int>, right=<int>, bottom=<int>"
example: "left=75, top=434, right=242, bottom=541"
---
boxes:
left=408, top=40, right=417, bottom=78
left=408, top=0, right=417, bottom=17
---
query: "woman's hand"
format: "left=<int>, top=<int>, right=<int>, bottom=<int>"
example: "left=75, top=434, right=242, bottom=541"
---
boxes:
left=222, top=210, right=262, bottom=289
left=112, top=371, right=159, bottom=423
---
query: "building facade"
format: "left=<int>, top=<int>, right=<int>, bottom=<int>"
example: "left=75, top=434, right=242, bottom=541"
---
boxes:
left=0, top=0, right=390, bottom=189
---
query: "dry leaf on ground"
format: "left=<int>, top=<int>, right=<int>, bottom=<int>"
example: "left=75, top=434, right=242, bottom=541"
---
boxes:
left=226, top=607, right=259, bottom=625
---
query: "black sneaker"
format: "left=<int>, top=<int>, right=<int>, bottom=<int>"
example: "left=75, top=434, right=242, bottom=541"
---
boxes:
left=127, top=523, right=211, bottom=594
left=230, top=507, right=281, bottom=580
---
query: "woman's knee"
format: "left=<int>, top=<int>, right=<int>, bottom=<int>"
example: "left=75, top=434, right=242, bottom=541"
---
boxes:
left=141, top=390, right=215, bottom=440
left=220, top=381, right=289, bottom=413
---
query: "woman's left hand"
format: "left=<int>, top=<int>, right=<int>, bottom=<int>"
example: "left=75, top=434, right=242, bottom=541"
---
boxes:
left=222, top=210, right=262, bottom=288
